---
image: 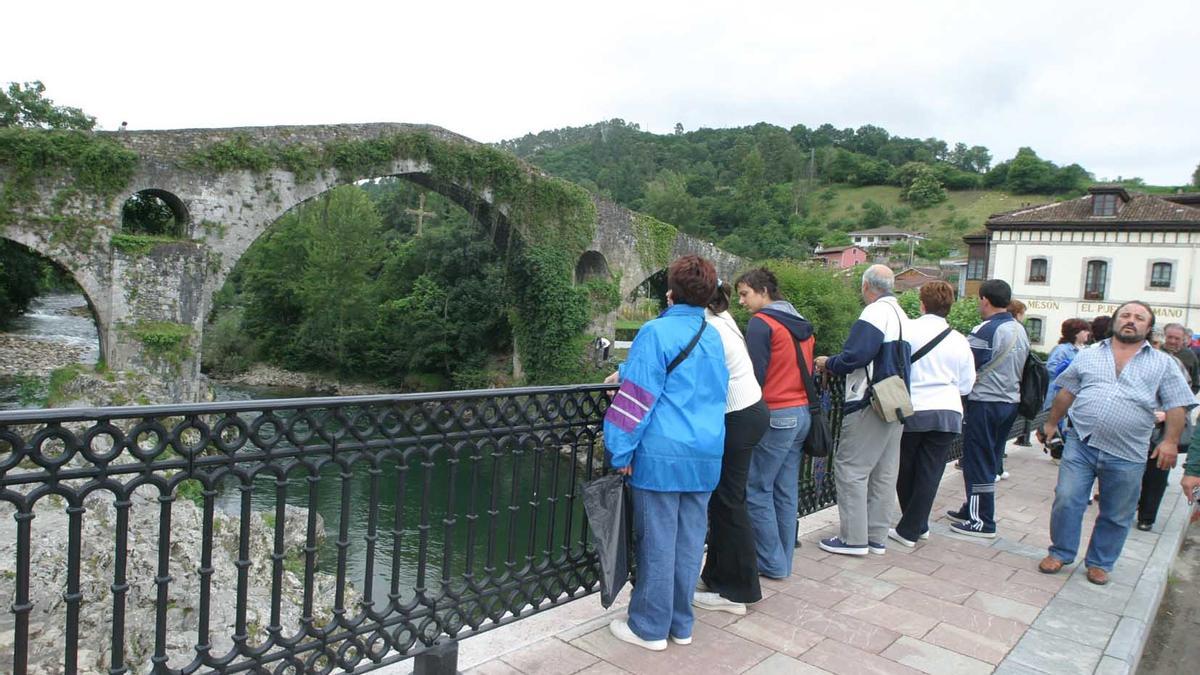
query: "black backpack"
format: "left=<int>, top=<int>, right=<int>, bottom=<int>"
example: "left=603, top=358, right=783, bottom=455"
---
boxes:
left=1018, top=352, right=1048, bottom=419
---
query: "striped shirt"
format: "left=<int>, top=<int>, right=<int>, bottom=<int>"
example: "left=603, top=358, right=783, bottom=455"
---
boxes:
left=1056, top=339, right=1196, bottom=462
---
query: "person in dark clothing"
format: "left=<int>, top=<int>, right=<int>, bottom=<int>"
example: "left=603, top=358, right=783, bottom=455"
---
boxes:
left=694, top=283, right=770, bottom=615
left=890, top=282, right=976, bottom=547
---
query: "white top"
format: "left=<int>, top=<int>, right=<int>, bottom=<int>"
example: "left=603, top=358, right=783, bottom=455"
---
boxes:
left=907, top=314, right=976, bottom=414
left=705, top=309, right=763, bottom=413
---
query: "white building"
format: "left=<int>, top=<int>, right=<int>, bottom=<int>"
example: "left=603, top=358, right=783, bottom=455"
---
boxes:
left=848, top=226, right=925, bottom=250
left=965, top=186, right=1200, bottom=350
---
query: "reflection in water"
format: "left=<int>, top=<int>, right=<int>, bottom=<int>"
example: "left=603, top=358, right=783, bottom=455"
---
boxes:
left=211, top=427, right=592, bottom=612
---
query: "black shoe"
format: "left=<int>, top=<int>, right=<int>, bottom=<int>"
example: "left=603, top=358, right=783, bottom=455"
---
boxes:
left=1136, top=522, right=1153, bottom=532
left=946, top=509, right=969, bottom=523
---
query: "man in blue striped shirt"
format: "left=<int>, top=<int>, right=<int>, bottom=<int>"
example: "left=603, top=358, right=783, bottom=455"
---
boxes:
left=1038, top=300, right=1195, bottom=585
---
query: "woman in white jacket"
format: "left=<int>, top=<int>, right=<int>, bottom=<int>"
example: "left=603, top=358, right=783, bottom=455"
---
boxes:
left=889, top=281, right=976, bottom=547
left=692, top=282, right=770, bottom=615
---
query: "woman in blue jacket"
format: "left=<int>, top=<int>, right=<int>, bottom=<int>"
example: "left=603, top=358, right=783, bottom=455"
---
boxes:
left=603, top=255, right=729, bottom=651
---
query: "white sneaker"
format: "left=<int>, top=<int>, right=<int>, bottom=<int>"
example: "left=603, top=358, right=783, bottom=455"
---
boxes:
left=692, top=591, right=748, bottom=615
left=888, top=528, right=916, bottom=548
left=670, top=634, right=693, bottom=645
left=1000, top=471, right=1010, bottom=480
left=609, top=619, right=667, bottom=651
left=919, top=531, right=930, bottom=540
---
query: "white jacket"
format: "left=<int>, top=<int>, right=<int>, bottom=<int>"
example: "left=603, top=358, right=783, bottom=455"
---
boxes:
left=706, top=310, right=763, bottom=413
left=906, top=314, right=976, bottom=421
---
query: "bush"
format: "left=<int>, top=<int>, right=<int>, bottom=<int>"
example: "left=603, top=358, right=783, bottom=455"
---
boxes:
left=731, top=260, right=863, bottom=356
left=202, top=307, right=255, bottom=376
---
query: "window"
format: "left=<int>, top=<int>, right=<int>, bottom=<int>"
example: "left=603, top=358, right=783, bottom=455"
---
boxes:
left=1025, top=317, right=1044, bottom=344
left=1150, top=262, right=1173, bottom=288
left=967, top=257, right=987, bottom=280
left=1028, top=257, right=1048, bottom=283
left=1093, top=193, right=1118, bottom=217
left=1084, top=260, right=1107, bottom=300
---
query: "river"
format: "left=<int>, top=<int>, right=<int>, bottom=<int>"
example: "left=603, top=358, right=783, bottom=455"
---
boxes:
left=0, top=292, right=588, bottom=614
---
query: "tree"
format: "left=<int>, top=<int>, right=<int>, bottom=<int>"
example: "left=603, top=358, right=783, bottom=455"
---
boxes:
left=947, top=296, right=981, bottom=335
left=121, top=193, right=178, bottom=236
left=293, top=186, right=383, bottom=374
left=643, top=170, right=700, bottom=230
left=673, top=122, right=684, bottom=136
left=905, top=169, right=947, bottom=208
left=730, top=261, right=862, bottom=356
left=0, top=81, right=95, bottom=130
left=1191, top=162, right=1199, bottom=189
left=1005, top=147, right=1056, bottom=194
left=897, top=289, right=921, bottom=319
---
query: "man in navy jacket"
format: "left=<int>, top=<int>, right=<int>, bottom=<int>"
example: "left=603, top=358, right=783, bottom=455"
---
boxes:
left=815, top=265, right=911, bottom=556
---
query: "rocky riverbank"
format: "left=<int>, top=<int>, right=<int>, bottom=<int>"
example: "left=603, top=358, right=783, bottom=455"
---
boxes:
left=0, top=334, right=88, bottom=377
left=0, top=486, right=353, bottom=674
left=220, top=363, right=394, bottom=396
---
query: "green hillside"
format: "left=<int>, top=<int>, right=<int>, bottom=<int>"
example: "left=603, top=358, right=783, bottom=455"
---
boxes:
left=818, top=185, right=1061, bottom=257
left=500, top=119, right=1182, bottom=263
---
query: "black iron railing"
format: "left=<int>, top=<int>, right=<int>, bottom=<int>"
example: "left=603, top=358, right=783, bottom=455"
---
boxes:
left=0, top=380, right=1044, bottom=674
left=0, top=386, right=611, bottom=674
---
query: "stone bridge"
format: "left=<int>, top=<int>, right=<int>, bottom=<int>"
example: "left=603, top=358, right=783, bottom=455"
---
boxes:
left=0, top=123, right=744, bottom=401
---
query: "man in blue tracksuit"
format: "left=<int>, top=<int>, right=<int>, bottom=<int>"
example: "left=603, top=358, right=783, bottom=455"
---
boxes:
left=949, top=279, right=1029, bottom=537
left=603, top=255, right=729, bottom=651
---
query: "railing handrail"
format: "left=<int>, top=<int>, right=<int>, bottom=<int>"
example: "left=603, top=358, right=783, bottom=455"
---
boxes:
left=0, top=382, right=616, bottom=424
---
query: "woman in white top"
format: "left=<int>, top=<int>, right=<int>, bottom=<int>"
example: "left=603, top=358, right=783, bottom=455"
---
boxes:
left=692, top=282, right=770, bottom=616
left=889, top=281, right=977, bottom=547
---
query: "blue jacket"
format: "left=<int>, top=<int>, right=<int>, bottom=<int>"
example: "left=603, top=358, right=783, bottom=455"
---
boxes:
left=604, top=304, right=729, bottom=492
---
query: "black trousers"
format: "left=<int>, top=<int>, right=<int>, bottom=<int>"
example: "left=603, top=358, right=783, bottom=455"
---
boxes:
left=895, top=429, right=959, bottom=542
left=1139, top=443, right=1189, bottom=525
left=701, top=399, right=769, bottom=603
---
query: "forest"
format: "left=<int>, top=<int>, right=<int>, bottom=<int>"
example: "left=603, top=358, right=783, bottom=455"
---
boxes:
left=500, top=119, right=1101, bottom=259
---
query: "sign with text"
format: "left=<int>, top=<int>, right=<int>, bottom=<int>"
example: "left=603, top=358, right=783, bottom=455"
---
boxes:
left=1076, top=302, right=1187, bottom=319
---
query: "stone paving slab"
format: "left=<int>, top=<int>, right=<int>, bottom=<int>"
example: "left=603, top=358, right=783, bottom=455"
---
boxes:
left=426, top=441, right=1192, bottom=675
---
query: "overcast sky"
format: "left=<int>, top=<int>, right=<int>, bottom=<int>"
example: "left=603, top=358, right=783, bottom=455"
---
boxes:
left=5, top=0, right=1198, bottom=184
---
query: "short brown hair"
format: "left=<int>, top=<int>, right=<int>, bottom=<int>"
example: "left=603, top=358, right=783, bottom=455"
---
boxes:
left=919, top=281, right=955, bottom=317
left=667, top=255, right=718, bottom=307
left=733, top=267, right=782, bottom=301
left=1058, top=318, right=1090, bottom=344
left=1007, top=299, right=1026, bottom=317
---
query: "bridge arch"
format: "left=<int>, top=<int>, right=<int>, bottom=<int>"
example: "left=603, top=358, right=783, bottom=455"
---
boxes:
left=0, top=123, right=745, bottom=401
left=0, top=238, right=106, bottom=361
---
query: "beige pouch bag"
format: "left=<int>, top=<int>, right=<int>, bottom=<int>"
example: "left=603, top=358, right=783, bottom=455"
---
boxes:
left=867, top=304, right=912, bottom=423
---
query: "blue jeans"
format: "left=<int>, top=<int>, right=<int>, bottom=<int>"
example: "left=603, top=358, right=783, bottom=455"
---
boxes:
left=1048, top=429, right=1144, bottom=571
left=746, top=406, right=810, bottom=578
left=627, top=488, right=710, bottom=641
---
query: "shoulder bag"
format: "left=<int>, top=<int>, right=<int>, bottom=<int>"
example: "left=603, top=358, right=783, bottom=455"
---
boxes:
left=794, top=336, right=831, bottom=457
left=868, top=303, right=914, bottom=424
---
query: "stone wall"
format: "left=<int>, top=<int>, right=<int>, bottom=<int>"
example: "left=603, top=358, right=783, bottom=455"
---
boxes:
left=2, top=124, right=745, bottom=401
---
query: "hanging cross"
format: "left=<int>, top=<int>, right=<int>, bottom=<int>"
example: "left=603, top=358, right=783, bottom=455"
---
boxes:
left=405, top=193, right=437, bottom=236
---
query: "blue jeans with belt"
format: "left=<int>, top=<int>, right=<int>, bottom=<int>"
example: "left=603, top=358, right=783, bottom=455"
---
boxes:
left=746, top=405, right=810, bottom=578
left=1048, top=429, right=1145, bottom=571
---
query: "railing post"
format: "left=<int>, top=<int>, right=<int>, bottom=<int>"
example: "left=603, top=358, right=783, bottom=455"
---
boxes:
left=414, top=639, right=459, bottom=675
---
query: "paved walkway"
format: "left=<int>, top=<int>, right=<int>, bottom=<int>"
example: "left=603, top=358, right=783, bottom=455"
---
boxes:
left=384, top=440, right=1193, bottom=675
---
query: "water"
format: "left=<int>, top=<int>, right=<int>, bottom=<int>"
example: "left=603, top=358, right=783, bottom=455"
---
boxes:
left=0, top=292, right=100, bottom=409
left=7, top=292, right=101, bottom=364
left=0, top=293, right=591, bottom=617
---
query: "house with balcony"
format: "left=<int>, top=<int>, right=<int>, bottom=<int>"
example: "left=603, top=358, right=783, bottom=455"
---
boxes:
left=848, top=226, right=925, bottom=250
left=963, top=186, right=1200, bottom=349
